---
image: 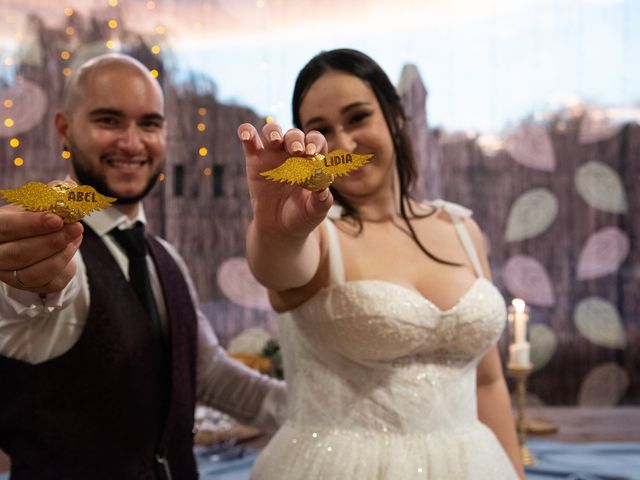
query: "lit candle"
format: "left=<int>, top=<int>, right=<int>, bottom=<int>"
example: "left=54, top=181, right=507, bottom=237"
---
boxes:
left=508, top=298, right=531, bottom=367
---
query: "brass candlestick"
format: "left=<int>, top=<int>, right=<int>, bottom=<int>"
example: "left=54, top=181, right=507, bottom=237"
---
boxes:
left=508, top=364, right=539, bottom=466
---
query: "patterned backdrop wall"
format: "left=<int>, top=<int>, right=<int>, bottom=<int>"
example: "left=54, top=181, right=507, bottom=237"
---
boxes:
left=1, top=11, right=638, bottom=406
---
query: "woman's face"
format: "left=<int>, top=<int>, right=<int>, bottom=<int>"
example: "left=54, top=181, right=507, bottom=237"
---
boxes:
left=298, top=70, right=396, bottom=200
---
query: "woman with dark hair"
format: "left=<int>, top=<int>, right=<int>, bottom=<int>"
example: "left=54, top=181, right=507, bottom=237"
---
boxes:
left=238, top=48, right=524, bottom=479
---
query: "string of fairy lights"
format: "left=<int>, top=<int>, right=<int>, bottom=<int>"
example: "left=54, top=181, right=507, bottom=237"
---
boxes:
left=2, top=0, right=277, bottom=183
left=1, top=1, right=169, bottom=173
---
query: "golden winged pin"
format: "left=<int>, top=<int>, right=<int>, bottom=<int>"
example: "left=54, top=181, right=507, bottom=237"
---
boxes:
left=0, top=182, right=116, bottom=223
left=260, top=149, right=373, bottom=191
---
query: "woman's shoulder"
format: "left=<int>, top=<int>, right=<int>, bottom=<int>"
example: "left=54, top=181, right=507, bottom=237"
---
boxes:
left=423, top=199, right=473, bottom=219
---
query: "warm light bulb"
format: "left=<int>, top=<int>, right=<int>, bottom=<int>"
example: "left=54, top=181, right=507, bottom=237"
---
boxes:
left=198, top=147, right=208, bottom=157
left=9, top=138, right=19, bottom=148
left=158, top=173, right=165, bottom=182
left=198, top=107, right=206, bottom=116
left=512, top=298, right=526, bottom=313
left=62, top=67, right=71, bottom=76
left=197, top=123, right=206, bottom=132
left=105, top=40, right=115, bottom=49
left=146, top=1, right=156, bottom=9
left=265, top=116, right=274, bottom=124
left=3, top=99, right=13, bottom=108
left=61, top=150, right=71, bottom=159
left=203, top=167, right=212, bottom=176
left=151, top=45, right=161, bottom=55
left=64, top=7, right=74, bottom=16
left=4, top=118, right=14, bottom=127
left=108, top=19, right=118, bottom=29
left=108, top=0, right=118, bottom=6
left=14, top=157, right=24, bottom=166
left=155, top=25, right=166, bottom=35
left=149, top=69, right=159, bottom=78
left=60, top=50, right=71, bottom=60
left=65, top=26, right=75, bottom=35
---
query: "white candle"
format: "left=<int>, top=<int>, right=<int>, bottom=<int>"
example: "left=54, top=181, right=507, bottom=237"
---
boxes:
left=508, top=298, right=530, bottom=367
left=512, top=298, right=527, bottom=344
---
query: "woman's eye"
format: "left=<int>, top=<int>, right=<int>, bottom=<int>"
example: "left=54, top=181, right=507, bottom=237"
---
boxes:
left=349, top=112, right=371, bottom=124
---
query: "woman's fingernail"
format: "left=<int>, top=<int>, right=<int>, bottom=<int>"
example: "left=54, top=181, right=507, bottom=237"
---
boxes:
left=240, top=130, right=251, bottom=141
left=269, top=131, right=281, bottom=142
left=305, top=143, right=316, bottom=155
left=291, top=141, right=303, bottom=153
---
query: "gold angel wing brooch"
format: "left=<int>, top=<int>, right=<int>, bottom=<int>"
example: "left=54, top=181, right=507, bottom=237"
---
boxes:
left=260, top=149, right=373, bottom=191
left=0, top=182, right=116, bottom=223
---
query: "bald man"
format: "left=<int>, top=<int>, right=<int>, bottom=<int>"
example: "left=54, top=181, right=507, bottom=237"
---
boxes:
left=0, top=54, right=285, bottom=479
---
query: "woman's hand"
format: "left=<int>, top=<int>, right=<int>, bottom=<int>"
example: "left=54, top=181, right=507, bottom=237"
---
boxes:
left=237, top=122, right=333, bottom=240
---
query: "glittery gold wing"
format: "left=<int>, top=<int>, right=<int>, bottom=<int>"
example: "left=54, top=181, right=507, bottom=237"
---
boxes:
left=260, top=157, right=318, bottom=185
left=65, top=185, right=117, bottom=217
left=321, top=150, right=373, bottom=177
left=0, top=181, right=60, bottom=211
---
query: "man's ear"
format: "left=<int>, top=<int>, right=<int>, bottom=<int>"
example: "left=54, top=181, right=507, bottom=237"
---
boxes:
left=54, top=111, right=70, bottom=146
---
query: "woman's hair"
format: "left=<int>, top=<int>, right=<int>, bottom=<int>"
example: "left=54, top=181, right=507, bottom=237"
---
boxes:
left=292, top=48, right=458, bottom=266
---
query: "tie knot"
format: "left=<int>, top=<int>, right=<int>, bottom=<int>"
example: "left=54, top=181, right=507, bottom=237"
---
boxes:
left=110, top=221, right=147, bottom=258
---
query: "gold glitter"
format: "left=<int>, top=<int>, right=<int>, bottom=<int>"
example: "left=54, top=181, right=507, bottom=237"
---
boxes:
left=260, top=150, right=373, bottom=191
left=0, top=182, right=116, bottom=223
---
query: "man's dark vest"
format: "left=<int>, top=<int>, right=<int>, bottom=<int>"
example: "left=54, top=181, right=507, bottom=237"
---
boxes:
left=0, top=224, right=198, bottom=479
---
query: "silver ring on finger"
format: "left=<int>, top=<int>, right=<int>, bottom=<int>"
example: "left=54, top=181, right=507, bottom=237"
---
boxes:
left=13, top=269, right=35, bottom=289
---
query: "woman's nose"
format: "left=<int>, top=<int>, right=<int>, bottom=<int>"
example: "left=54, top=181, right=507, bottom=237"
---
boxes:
left=332, top=128, right=357, bottom=152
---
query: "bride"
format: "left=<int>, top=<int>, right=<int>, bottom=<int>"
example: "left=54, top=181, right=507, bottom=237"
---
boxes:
left=238, top=48, right=524, bottom=479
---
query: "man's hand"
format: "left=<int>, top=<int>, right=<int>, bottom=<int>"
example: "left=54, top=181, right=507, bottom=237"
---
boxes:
left=0, top=203, right=83, bottom=295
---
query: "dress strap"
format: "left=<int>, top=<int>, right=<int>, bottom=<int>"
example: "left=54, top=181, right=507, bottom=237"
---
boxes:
left=324, top=219, right=345, bottom=285
left=431, top=200, right=485, bottom=279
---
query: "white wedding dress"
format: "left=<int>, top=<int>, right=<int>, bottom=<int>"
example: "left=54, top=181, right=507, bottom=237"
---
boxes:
left=252, top=202, right=519, bottom=479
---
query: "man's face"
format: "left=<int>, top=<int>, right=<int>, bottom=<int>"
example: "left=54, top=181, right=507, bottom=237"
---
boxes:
left=59, top=64, right=166, bottom=204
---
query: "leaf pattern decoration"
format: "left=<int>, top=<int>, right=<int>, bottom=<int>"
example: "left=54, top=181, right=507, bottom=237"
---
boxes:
left=505, top=123, right=556, bottom=171
left=529, top=323, right=557, bottom=371
left=502, top=255, right=555, bottom=307
left=505, top=188, right=558, bottom=242
left=578, top=362, right=629, bottom=406
left=576, top=227, right=630, bottom=280
left=574, top=296, right=626, bottom=349
left=216, top=257, right=271, bottom=311
left=575, top=161, right=628, bottom=214
left=0, top=81, right=48, bottom=137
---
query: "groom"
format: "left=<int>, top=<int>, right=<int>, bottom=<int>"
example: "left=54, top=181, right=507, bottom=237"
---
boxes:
left=0, top=53, right=284, bottom=479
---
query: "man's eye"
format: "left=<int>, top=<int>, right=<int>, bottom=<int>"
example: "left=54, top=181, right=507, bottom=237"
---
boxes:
left=96, top=117, right=117, bottom=126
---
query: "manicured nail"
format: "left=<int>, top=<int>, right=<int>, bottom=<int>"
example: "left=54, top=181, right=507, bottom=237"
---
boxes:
left=291, top=141, right=303, bottom=153
left=240, top=130, right=250, bottom=141
left=317, top=188, right=330, bottom=201
left=305, top=143, right=316, bottom=155
left=269, top=131, right=281, bottom=142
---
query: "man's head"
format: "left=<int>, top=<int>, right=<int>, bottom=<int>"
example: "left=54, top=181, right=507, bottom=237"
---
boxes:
left=55, top=54, right=166, bottom=210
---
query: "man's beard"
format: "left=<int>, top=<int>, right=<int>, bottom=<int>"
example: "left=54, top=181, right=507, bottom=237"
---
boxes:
left=69, top=144, right=162, bottom=205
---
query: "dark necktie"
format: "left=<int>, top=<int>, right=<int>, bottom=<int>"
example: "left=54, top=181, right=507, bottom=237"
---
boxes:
left=110, top=222, right=162, bottom=336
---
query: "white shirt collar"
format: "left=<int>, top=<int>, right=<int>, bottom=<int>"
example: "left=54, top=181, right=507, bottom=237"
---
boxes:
left=81, top=205, right=148, bottom=237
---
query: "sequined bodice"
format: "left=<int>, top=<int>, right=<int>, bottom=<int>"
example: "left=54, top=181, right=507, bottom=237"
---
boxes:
left=279, top=275, right=506, bottom=434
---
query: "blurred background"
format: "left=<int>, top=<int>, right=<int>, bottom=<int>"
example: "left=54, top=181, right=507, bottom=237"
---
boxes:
left=0, top=0, right=638, bottom=406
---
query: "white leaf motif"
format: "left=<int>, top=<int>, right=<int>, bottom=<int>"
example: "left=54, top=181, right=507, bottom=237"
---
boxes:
left=578, top=363, right=629, bottom=406
left=505, top=188, right=558, bottom=242
left=574, top=296, right=626, bottom=349
left=575, top=161, right=627, bottom=213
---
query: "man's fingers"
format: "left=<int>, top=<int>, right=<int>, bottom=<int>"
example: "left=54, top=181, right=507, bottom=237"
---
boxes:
left=0, top=209, right=64, bottom=243
left=0, top=222, right=83, bottom=271
left=4, top=236, right=82, bottom=292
